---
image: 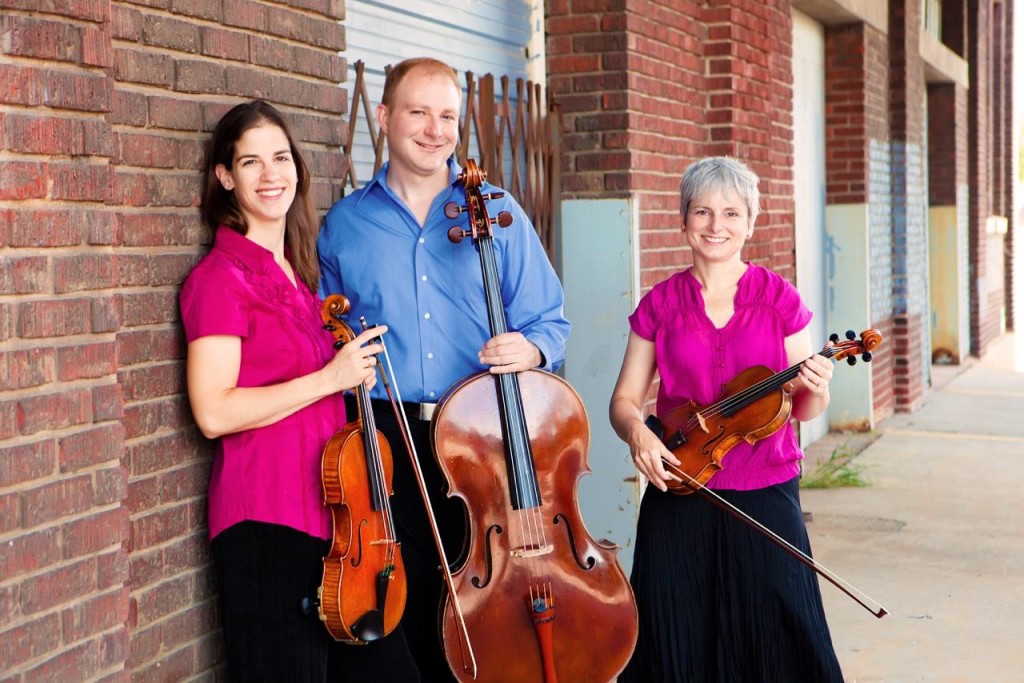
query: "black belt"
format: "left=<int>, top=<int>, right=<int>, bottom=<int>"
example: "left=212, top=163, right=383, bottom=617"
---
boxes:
left=369, top=398, right=437, bottom=421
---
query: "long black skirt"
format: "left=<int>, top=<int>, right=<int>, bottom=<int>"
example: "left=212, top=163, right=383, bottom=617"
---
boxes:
left=620, top=477, right=843, bottom=683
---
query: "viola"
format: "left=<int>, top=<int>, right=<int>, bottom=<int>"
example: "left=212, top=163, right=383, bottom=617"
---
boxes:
left=432, top=160, right=638, bottom=681
left=317, top=295, right=407, bottom=643
left=646, top=329, right=889, bottom=618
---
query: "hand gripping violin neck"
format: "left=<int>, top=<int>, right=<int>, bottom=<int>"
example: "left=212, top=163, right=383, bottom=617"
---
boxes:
left=317, top=295, right=407, bottom=644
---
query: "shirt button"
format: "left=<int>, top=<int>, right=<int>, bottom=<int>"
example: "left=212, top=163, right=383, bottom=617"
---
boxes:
left=419, top=237, right=425, bottom=244
left=421, top=275, right=428, bottom=282
left=427, top=352, right=434, bottom=359
left=428, top=391, right=436, bottom=398
left=424, top=312, right=431, bottom=320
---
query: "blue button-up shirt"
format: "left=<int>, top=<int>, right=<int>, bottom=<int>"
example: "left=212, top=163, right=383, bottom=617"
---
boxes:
left=318, top=160, right=571, bottom=403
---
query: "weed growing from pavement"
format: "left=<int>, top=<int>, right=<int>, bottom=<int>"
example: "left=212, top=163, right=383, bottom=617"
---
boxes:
left=800, top=438, right=871, bottom=489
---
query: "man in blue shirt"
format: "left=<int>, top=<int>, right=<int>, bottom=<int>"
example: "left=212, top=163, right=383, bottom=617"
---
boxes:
left=318, top=57, right=570, bottom=681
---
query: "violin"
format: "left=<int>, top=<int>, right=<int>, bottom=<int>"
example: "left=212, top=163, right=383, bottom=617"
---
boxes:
left=650, top=328, right=883, bottom=496
left=317, top=295, right=407, bottom=643
left=432, top=160, right=638, bottom=681
left=646, top=329, right=889, bottom=618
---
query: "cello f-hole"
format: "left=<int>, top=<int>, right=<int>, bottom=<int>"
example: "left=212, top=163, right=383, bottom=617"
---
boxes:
left=552, top=513, right=597, bottom=571
left=470, top=524, right=502, bottom=589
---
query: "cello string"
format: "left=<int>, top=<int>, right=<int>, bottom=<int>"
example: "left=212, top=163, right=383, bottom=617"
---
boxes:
left=480, top=226, right=545, bottom=587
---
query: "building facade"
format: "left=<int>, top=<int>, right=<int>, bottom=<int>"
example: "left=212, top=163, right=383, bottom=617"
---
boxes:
left=0, top=0, right=1015, bottom=678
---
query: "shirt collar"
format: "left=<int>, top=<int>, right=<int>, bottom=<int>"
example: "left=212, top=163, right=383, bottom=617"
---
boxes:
left=213, top=225, right=275, bottom=273
left=355, top=158, right=463, bottom=207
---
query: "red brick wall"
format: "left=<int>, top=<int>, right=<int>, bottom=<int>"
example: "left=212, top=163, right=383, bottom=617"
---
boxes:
left=547, top=0, right=796, bottom=291
left=1, top=1, right=347, bottom=679
left=890, top=0, right=928, bottom=412
left=824, top=23, right=871, bottom=206
left=968, top=0, right=1003, bottom=355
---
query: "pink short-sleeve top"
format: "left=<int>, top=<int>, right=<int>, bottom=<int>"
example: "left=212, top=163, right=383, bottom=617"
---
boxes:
left=180, top=226, right=345, bottom=540
left=628, top=264, right=813, bottom=490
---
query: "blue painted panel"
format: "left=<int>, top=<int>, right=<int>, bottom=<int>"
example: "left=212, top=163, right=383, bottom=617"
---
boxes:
left=561, top=198, right=640, bottom=572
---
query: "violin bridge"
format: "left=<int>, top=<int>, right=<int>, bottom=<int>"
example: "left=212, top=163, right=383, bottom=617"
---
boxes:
left=695, top=411, right=709, bottom=433
left=510, top=543, right=554, bottom=559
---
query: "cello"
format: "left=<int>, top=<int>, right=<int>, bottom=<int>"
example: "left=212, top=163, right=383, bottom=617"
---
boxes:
left=317, top=295, right=407, bottom=643
left=432, top=160, right=638, bottom=682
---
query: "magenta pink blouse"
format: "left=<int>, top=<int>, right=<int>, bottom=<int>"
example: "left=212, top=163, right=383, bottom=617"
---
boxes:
left=180, top=227, right=344, bottom=540
left=628, top=264, right=812, bottom=490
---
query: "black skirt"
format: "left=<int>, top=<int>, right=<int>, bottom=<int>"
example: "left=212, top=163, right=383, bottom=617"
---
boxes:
left=621, top=477, right=843, bottom=683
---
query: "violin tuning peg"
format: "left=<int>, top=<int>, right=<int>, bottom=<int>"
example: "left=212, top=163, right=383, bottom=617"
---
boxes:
left=846, top=356, right=857, bottom=366
left=323, top=323, right=335, bottom=331
left=845, top=330, right=856, bottom=340
left=495, top=211, right=513, bottom=228
left=444, top=201, right=463, bottom=219
left=333, top=340, right=345, bottom=350
left=829, top=333, right=840, bottom=344
left=862, top=352, right=872, bottom=363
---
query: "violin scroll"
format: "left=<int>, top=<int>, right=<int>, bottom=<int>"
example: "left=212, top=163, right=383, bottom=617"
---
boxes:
left=828, top=328, right=883, bottom=366
left=321, top=294, right=355, bottom=348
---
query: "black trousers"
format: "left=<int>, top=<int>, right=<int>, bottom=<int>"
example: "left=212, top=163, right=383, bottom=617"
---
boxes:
left=212, top=520, right=420, bottom=682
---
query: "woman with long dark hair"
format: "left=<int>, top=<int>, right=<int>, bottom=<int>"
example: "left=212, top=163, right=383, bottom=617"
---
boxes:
left=180, top=101, right=388, bottom=681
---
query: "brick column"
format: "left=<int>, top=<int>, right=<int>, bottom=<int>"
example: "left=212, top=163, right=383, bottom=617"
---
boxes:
left=889, top=0, right=929, bottom=412
left=824, top=21, right=896, bottom=422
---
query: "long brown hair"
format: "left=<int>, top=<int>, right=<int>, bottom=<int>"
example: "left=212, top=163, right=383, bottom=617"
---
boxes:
left=200, top=101, right=320, bottom=292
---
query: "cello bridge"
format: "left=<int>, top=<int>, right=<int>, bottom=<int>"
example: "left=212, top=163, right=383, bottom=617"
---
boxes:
left=510, top=543, right=553, bottom=559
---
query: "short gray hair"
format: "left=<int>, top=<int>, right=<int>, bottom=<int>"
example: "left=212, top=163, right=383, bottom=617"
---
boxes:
left=679, top=157, right=761, bottom=229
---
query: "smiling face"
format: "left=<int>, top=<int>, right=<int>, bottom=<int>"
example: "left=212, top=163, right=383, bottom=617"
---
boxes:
left=214, top=123, right=297, bottom=233
left=683, top=187, right=752, bottom=265
left=376, top=65, right=461, bottom=183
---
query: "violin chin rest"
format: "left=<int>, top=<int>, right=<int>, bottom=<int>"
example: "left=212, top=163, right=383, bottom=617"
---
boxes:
left=352, top=609, right=385, bottom=643
left=644, top=415, right=664, bottom=440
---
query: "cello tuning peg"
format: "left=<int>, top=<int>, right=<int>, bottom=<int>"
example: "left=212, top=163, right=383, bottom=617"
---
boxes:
left=829, top=333, right=840, bottom=344
left=444, top=201, right=464, bottom=219
left=845, top=330, right=856, bottom=340
left=494, top=211, right=513, bottom=228
left=862, top=352, right=873, bottom=363
left=447, top=226, right=468, bottom=244
left=846, top=356, right=857, bottom=366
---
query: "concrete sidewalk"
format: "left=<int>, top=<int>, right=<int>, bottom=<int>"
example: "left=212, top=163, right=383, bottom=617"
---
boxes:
left=801, top=333, right=1024, bottom=682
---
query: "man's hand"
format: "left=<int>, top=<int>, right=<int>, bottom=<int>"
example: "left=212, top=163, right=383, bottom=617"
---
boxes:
left=478, top=332, right=543, bottom=374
